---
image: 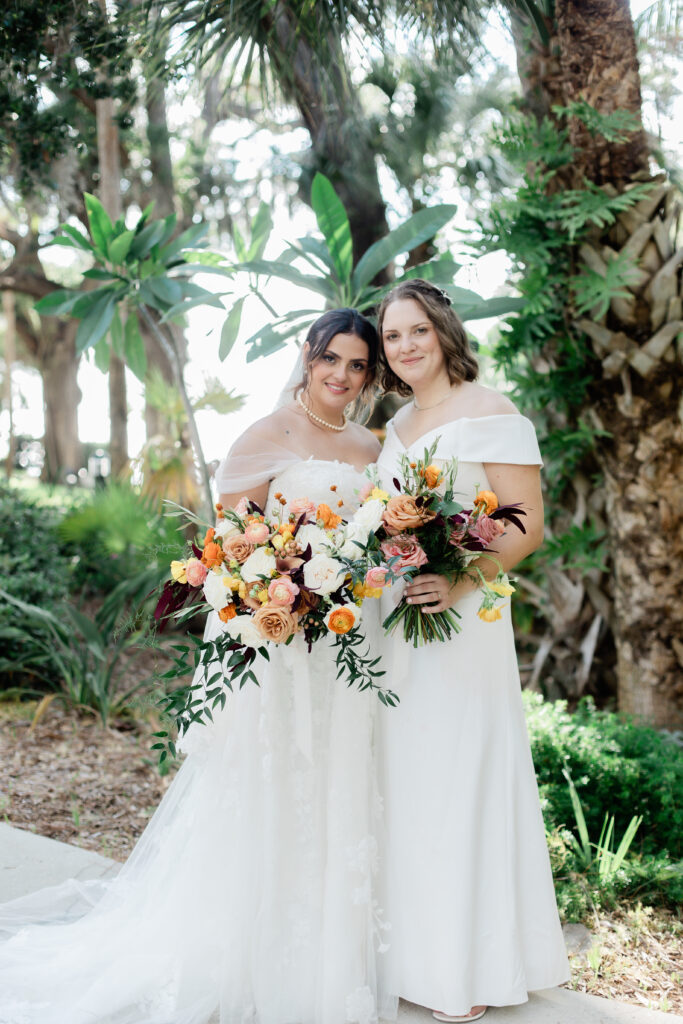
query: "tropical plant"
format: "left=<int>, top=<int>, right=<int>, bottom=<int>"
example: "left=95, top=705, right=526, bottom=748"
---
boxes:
left=562, top=765, right=643, bottom=883
left=220, top=172, right=522, bottom=361
left=0, top=585, right=154, bottom=725
left=34, top=196, right=230, bottom=518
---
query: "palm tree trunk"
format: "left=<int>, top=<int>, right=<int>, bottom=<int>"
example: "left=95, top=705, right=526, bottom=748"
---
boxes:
left=40, top=320, right=83, bottom=483
left=2, top=291, right=16, bottom=477
left=513, top=0, right=683, bottom=725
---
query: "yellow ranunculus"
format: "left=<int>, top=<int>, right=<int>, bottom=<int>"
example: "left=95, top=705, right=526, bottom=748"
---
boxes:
left=489, top=581, right=515, bottom=597
left=478, top=605, right=505, bottom=622
left=238, top=582, right=247, bottom=599
left=228, top=577, right=241, bottom=591
left=370, top=487, right=390, bottom=502
left=170, top=560, right=188, bottom=584
left=258, top=590, right=269, bottom=604
left=271, top=535, right=285, bottom=550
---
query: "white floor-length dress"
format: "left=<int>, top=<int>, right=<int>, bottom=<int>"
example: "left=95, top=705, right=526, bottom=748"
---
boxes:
left=0, top=459, right=394, bottom=1024
left=376, top=415, right=569, bottom=1016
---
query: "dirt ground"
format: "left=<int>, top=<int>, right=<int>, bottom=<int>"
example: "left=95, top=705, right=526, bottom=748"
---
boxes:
left=1, top=699, right=681, bottom=1015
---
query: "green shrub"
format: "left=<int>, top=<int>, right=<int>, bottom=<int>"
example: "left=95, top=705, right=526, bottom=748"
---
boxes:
left=525, top=692, right=682, bottom=858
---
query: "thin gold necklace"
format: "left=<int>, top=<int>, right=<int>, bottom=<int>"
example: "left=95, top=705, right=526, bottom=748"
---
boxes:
left=413, top=387, right=455, bottom=412
left=297, top=393, right=347, bottom=432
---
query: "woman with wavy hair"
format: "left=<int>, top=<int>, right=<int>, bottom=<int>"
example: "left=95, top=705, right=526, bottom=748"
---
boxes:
left=375, top=279, right=568, bottom=1023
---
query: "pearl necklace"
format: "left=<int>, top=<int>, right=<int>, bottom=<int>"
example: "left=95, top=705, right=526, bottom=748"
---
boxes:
left=413, top=387, right=456, bottom=412
left=297, top=393, right=348, bottom=432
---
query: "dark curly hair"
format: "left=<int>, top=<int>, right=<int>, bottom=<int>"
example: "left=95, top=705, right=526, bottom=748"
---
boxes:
left=377, top=279, right=478, bottom=397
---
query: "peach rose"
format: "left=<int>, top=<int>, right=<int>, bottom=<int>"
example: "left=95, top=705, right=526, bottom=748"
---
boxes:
left=382, top=495, right=436, bottom=533
left=365, top=566, right=389, bottom=589
left=289, top=497, right=317, bottom=523
left=185, top=558, right=208, bottom=587
left=244, top=521, right=271, bottom=544
left=473, top=514, right=505, bottom=545
left=253, top=605, right=298, bottom=644
left=268, top=576, right=300, bottom=606
left=380, top=534, right=428, bottom=571
left=223, top=535, right=255, bottom=564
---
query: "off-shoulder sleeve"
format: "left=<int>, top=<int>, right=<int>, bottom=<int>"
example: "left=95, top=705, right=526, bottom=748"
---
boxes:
left=214, top=432, right=302, bottom=495
left=458, top=415, right=543, bottom=466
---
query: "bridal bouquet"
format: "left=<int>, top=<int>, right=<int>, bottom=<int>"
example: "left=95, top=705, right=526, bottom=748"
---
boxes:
left=153, top=493, right=397, bottom=757
left=355, top=441, right=527, bottom=647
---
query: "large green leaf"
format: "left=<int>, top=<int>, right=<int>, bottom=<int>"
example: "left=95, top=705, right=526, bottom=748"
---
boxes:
left=219, top=298, right=245, bottom=361
left=34, top=289, right=82, bottom=316
left=75, top=290, right=117, bottom=354
left=247, top=202, right=273, bottom=261
left=124, top=314, right=147, bottom=381
left=108, top=229, right=136, bottom=265
left=310, top=173, right=353, bottom=284
left=351, top=204, right=458, bottom=293
left=48, top=227, right=96, bottom=254
left=84, top=193, right=114, bottom=256
left=146, top=276, right=184, bottom=307
left=110, top=308, right=124, bottom=358
left=93, top=336, right=111, bottom=373
left=454, top=294, right=526, bottom=321
left=236, top=259, right=336, bottom=301
left=129, top=219, right=172, bottom=261
left=243, top=311, right=320, bottom=362
left=159, top=222, right=209, bottom=262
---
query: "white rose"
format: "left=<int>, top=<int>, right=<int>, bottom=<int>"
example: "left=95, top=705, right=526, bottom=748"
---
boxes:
left=225, top=614, right=263, bottom=648
left=296, top=524, right=333, bottom=556
left=352, top=498, right=384, bottom=534
left=214, top=517, right=240, bottom=540
left=339, top=521, right=371, bottom=559
left=241, top=547, right=277, bottom=583
left=303, top=553, right=346, bottom=595
left=203, top=568, right=232, bottom=612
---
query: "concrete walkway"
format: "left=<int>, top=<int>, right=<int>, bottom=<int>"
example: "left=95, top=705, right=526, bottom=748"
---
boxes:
left=0, top=823, right=680, bottom=1024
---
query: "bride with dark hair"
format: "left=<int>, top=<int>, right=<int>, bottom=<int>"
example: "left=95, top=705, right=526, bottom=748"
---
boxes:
left=0, top=309, right=397, bottom=1024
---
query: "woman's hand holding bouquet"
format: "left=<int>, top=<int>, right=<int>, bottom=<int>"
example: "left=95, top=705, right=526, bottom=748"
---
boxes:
left=354, top=440, right=527, bottom=647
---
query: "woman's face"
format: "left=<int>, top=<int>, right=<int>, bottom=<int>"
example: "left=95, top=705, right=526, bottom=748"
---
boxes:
left=305, top=333, right=371, bottom=411
left=381, top=297, right=446, bottom=390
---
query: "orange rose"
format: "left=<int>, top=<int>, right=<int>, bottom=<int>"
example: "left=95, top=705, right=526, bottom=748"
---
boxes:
left=317, top=503, right=342, bottom=528
left=222, top=535, right=255, bottom=564
left=474, top=490, right=498, bottom=515
left=218, top=604, right=237, bottom=622
left=253, top=605, right=298, bottom=644
left=382, top=494, right=436, bottom=533
left=423, top=464, right=443, bottom=489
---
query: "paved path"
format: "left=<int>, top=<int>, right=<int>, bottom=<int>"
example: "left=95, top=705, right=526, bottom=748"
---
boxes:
left=0, top=824, right=680, bottom=1024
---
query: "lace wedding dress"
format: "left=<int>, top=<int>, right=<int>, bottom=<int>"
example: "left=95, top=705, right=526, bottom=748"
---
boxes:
left=376, top=415, right=569, bottom=1017
left=0, top=459, right=393, bottom=1024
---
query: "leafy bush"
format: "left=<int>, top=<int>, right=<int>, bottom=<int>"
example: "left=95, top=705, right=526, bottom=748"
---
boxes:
left=525, top=692, right=682, bottom=858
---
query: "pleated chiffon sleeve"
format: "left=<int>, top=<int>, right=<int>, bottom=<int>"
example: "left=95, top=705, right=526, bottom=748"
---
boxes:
left=457, top=415, right=543, bottom=466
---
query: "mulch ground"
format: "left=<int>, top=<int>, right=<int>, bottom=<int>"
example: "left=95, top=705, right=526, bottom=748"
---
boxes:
left=1, top=698, right=681, bottom=1015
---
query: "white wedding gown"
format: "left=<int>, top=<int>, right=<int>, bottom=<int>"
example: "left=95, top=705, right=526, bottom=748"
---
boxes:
left=376, top=415, right=569, bottom=1016
left=0, top=459, right=394, bottom=1024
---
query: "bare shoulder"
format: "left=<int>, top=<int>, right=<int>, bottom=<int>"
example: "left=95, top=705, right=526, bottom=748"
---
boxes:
left=347, top=421, right=381, bottom=460
left=228, top=410, right=290, bottom=454
left=460, top=382, right=520, bottom=418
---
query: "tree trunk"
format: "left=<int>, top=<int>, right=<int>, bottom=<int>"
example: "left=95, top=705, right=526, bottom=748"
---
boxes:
left=269, top=4, right=389, bottom=262
left=96, top=0, right=128, bottom=477
left=2, top=291, right=16, bottom=477
left=512, top=0, right=683, bottom=725
left=40, top=320, right=82, bottom=483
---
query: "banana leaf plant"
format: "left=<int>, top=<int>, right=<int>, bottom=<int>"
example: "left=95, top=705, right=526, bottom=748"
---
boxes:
left=210, top=172, right=524, bottom=362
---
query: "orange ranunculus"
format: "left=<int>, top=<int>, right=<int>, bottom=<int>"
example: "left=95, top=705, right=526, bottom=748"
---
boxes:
left=203, top=526, right=216, bottom=547
left=317, top=503, right=342, bottom=529
left=423, top=464, right=443, bottom=489
left=219, top=604, right=237, bottom=622
left=202, top=541, right=225, bottom=569
left=383, top=494, right=436, bottom=533
left=326, top=606, right=356, bottom=635
left=474, top=490, right=498, bottom=515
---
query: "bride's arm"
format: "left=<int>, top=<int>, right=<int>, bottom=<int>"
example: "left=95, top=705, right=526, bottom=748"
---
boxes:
left=219, top=479, right=271, bottom=513
left=405, top=462, right=544, bottom=614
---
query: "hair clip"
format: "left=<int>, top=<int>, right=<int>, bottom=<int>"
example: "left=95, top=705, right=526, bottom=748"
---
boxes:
left=438, top=287, right=452, bottom=306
